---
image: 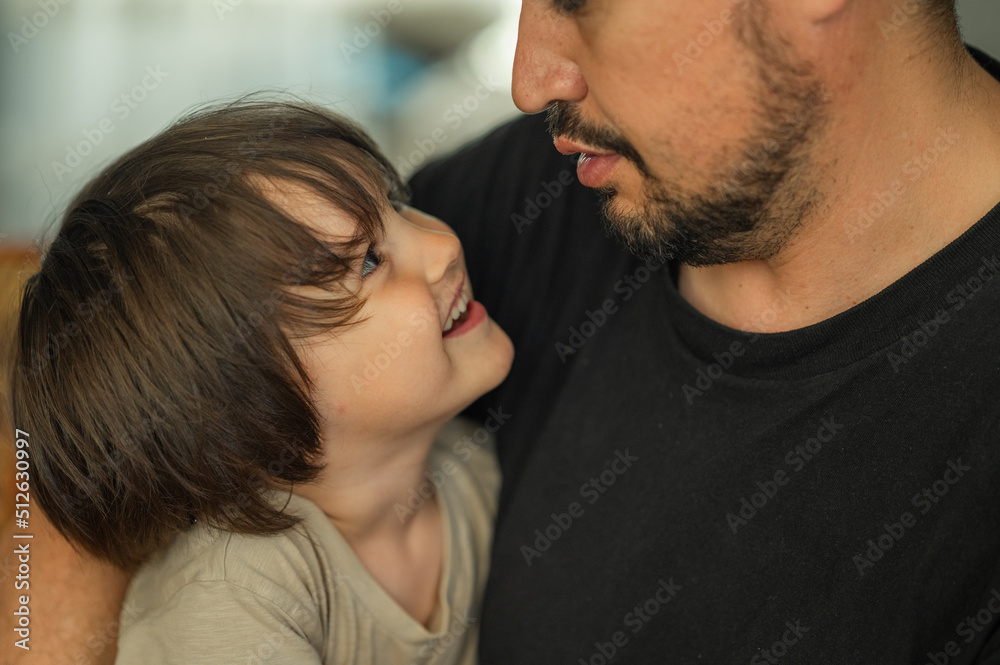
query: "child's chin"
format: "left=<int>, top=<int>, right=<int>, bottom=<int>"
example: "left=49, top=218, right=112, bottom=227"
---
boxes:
left=477, top=332, right=516, bottom=395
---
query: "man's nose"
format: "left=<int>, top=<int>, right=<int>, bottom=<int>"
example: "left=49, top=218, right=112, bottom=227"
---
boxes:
left=511, top=1, right=588, bottom=114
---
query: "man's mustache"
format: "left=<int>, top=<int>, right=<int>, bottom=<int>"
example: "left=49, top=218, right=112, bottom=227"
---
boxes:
left=545, top=102, right=649, bottom=176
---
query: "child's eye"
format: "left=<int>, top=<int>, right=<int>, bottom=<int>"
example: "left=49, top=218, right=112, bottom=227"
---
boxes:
left=360, top=245, right=381, bottom=278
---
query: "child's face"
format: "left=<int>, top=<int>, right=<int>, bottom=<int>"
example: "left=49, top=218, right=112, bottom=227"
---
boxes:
left=289, top=189, right=514, bottom=444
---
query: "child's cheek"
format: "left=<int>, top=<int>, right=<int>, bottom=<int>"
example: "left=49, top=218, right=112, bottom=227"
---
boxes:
left=407, top=306, right=438, bottom=334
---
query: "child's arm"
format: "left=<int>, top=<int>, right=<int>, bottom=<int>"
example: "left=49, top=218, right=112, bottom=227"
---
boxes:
left=1, top=508, right=130, bottom=664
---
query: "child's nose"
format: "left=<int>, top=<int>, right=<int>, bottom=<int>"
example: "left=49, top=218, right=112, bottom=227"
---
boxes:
left=399, top=205, right=462, bottom=284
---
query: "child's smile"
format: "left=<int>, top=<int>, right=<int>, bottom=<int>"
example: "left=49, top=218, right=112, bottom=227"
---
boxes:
left=279, top=186, right=513, bottom=441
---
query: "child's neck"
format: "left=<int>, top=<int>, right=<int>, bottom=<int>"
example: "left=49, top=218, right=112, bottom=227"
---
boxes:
left=292, top=423, right=445, bottom=627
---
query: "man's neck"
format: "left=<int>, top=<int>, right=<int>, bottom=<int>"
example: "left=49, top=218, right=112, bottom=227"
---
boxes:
left=678, top=45, right=1000, bottom=333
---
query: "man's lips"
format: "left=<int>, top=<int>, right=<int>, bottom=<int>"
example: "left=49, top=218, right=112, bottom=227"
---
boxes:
left=553, top=136, right=614, bottom=158
left=553, top=137, right=622, bottom=189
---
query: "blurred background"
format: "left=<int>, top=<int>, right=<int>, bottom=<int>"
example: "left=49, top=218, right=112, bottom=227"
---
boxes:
left=0, top=0, right=524, bottom=248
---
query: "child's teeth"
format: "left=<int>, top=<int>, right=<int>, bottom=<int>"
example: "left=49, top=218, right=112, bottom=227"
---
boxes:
left=444, top=292, right=472, bottom=333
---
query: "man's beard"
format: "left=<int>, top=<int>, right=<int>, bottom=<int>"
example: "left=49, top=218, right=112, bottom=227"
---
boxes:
left=546, top=6, right=829, bottom=267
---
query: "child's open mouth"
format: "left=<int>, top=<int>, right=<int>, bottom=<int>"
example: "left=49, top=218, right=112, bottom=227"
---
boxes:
left=443, top=289, right=472, bottom=335
left=443, top=300, right=486, bottom=339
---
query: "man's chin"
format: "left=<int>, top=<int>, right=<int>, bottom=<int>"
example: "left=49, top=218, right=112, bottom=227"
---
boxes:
left=596, top=190, right=758, bottom=267
left=594, top=183, right=647, bottom=221
left=595, top=190, right=677, bottom=264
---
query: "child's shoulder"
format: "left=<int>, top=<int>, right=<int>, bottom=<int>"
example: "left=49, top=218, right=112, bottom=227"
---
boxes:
left=121, top=493, right=335, bottom=641
left=116, top=495, right=337, bottom=662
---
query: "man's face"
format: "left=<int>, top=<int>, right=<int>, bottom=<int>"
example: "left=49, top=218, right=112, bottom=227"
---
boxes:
left=513, top=0, right=829, bottom=266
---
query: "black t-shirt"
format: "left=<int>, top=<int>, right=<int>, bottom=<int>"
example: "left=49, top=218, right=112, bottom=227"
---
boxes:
left=408, top=46, right=1000, bottom=665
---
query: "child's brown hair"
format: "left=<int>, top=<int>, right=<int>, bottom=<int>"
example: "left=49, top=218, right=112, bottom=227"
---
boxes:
left=9, top=97, right=407, bottom=570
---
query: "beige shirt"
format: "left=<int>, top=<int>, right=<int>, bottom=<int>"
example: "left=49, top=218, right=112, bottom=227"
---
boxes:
left=115, top=422, right=500, bottom=664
